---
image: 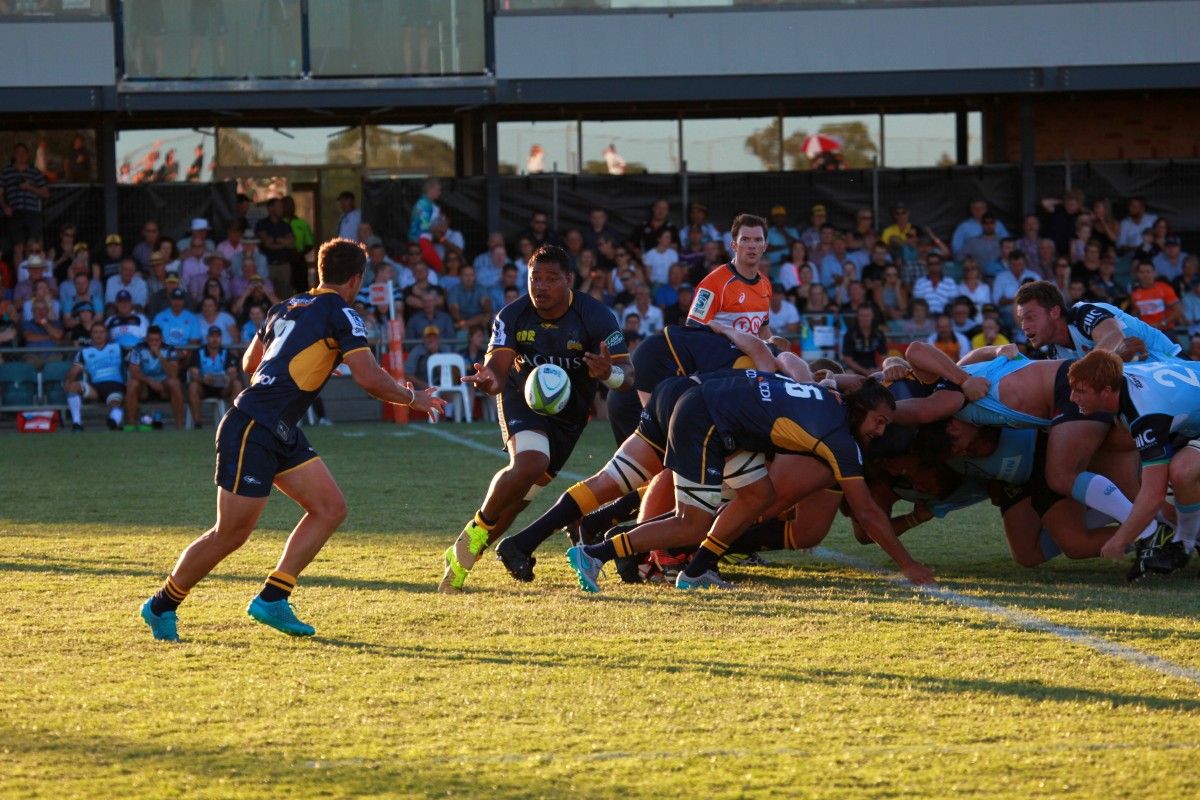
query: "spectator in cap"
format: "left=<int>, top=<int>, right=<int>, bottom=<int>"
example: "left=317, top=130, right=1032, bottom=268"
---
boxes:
left=404, top=326, right=444, bottom=390
left=880, top=203, right=915, bottom=248
left=97, top=234, right=125, bottom=281
left=766, top=204, right=800, bottom=270
left=404, top=290, right=455, bottom=341
left=177, top=217, right=215, bottom=255
left=229, top=252, right=275, bottom=300
left=105, top=256, right=149, bottom=310
left=232, top=271, right=278, bottom=320
left=147, top=272, right=189, bottom=318
left=1154, top=235, right=1188, bottom=282
left=187, top=325, right=242, bottom=428
left=152, top=285, right=200, bottom=348
left=12, top=253, right=57, bottom=308
left=105, top=289, right=150, bottom=350
left=185, top=251, right=231, bottom=301
left=193, top=295, right=238, bottom=346
left=800, top=204, right=828, bottom=252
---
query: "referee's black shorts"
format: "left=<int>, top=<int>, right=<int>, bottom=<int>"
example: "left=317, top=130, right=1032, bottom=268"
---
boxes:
left=214, top=407, right=319, bottom=498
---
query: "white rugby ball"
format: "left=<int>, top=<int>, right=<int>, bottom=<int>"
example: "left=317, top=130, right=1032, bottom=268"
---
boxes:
left=524, top=364, right=572, bottom=416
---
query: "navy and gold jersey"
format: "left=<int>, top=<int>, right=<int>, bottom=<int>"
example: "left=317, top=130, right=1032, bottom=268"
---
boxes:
left=235, top=288, right=370, bottom=441
left=632, top=324, right=761, bottom=393
left=488, top=291, right=628, bottom=426
left=701, top=372, right=865, bottom=481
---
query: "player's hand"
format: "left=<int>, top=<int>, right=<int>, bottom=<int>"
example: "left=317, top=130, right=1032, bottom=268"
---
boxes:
left=461, top=363, right=498, bottom=394
left=997, top=343, right=1020, bottom=360
left=706, top=319, right=733, bottom=338
left=913, top=502, right=934, bottom=524
left=406, top=382, right=447, bottom=423
left=1100, top=534, right=1128, bottom=562
left=961, top=375, right=990, bottom=402
left=880, top=361, right=910, bottom=383
left=1116, top=336, right=1147, bottom=362
left=584, top=341, right=614, bottom=381
left=901, top=560, right=937, bottom=586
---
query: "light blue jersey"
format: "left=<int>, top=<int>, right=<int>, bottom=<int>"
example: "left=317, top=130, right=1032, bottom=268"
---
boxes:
left=75, top=343, right=124, bottom=384
left=948, top=427, right=1039, bottom=485
left=943, top=356, right=1051, bottom=429
left=127, top=343, right=177, bottom=381
left=1119, top=360, right=1200, bottom=465
left=1047, top=301, right=1181, bottom=361
left=152, top=308, right=198, bottom=348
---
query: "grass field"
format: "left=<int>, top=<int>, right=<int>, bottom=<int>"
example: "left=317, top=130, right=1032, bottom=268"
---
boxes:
left=3, top=420, right=1200, bottom=799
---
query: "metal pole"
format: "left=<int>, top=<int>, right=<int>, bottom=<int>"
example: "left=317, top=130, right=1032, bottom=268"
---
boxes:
left=776, top=114, right=784, bottom=172
left=871, top=157, right=880, bottom=225
left=677, top=116, right=684, bottom=174
left=878, top=112, right=886, bottom=168
left=552, top=164, right=559, bottom=232
left=1020, top=97, right=1036, bottom=216
left=681, top=160, right=689, bottom=222
left=955, top=110, right=969, bottom=165
left=100, top=118, right=118, bottom=238
left=576, top=116, right=583, bottom=173
left=485, top=112, right=500, bottom=234
left=1064, top=149, right=1072, bottom=192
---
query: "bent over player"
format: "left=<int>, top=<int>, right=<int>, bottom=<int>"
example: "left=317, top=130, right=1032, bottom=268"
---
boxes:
left=440, top=244, right=634, bottom=592
left=140, top=239, right=445, bottom=641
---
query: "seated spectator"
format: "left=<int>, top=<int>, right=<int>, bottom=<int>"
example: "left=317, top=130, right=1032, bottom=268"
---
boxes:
left=490, top=263, right=524, bottom=311
left=177, top=217, right=215, bottom=256
left=125, top=325, right=184, bottom=429
left=643, top=227, right=679, bottom=286
left=22, top=279, right=61, bottom=323
left=927, top=314, right=971, bottom=361
left=960, top=216, right=1003, bottom=277
left=841, top=306, right=887, bottom=377
left=105, top=257, right=149, bottom=310
left=21, top=298, right=65, bottom=357
left=879, top=203, right=915, bottom=248
left=144, top=251, right=172, bottom=299
left=778, top=240, right=815, bottom=292
left=581, top=208, right=620, bottom=254
left=1051, top=258, right=1073, bottom=297
left=64, top=303, right=97, bottom=346
left=98, top=234, right=125, bottom=281
left=1130, top=258, right=1182, bottom=333
left=652, top=262, right=688, bottom=309
left=807, top=282, right=837, bottom=314
left=1089, top=198, right=1120, bottom=251
left=178, top=235, right=209, bottom=297
left=662, top=283, right=692, bottom=327
left=187, top=325, right=243, bottom=428
left=800, top=204, right=828, bottom=252
left=105, top=290, right=149, bottom=350
left=361, top=236, right=397, bottom=284
left=769, top=283, right=800, bottom=334
left=1182, top=279, right=1200, bottom=335
left=1173, top=255, right=1200, bottom=300
left=439, top=251, right=465, bottom=293
left=992, top=249, right=1040, bottom=327
left=620, top=284, right=664, bottom=337
left=131, top=220, right=162, bottom=272
left=64, top=320, right=126, bottom=431
left=1117, top=195, right=1157, bottom=254
left=911, top=253, right=958, bottom=315
left=460, top=325, right=488, bottom=373
left=1072, top=242, right=1103, bottom=285
left=819, top=233, right=852, bottom=288
left=519, top=209, right=561, bottom=251
left=851, top=207, right=879, bottom=251
left=809, top=223, right=837, bottom=269
left=229, top=253, right=275, bottom=300
left=404, top=326, right=445, bottom=391
left=765, top=205, right=800, bottom=269
left=680, top=202, right=720, bottom=246
left=677, top=225, right=707, bottom=274
left=193, top=295, right=238, bottom=346
left=0, top=299, right=15, bottom=347
left=839, top=280, right=882, bottom=322
left=873, top=264, right=909, bottom=323
left=952, top=199, right=1009, bottom=259
left=13, top=254, right=57, bottom=308
left=153, top=286, right=199, bottom=349
left=402, top=261, right=444, bottom=312
left=1016, top=215, right=1044, bottom=274
left=147, top=273, right=190, bottom=320
left=1132, top=226, right=1161, bottom=263
left=186, top=252, right=232, bottom=302
left=957, top=261, right=991, bottom=318
left=1066, top=213, right=1093, bottom=264
left=948, top=297, right=980, bottom=339
left=446, top=264, right=492, bottom=335
left=472, top=232, right=507, bottom=281
left=859, top=242, right=891, bottom=293
left=1151, top=217, right=1170, bottom=252
left=971, top=316, right=1010, bottom=350
left=231, top=273, right=278, bottom=320
left=621, top=312, right=642, bottom=340
left=1087, top=254, right=1130, bottom=309
left=351, top=300, right=380, bottom=343
left=1154, top=236, right=1188, bottom=282
left=241, top=304, right=266, bottom=344
left=418, top=217, right=458, bottom=272
left=405, top=290, right=455, bottom=342
left=888, top=297, right=935, bottom=340
left=1068, top=278, right=1089, bottom=304
left=513, top=236, right=537, bottom=274
left=636, top=198, right=676, bottom=255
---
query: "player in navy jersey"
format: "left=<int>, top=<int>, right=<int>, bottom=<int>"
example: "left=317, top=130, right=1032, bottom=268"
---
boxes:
left=567, top=372, right=936, bottom=591
left=124, top=325, right=184, bottom=429
left=439, top=245, right=635, bottom=592
left=1015, top=281, right=1181, bottom=362
left=1070, top=351, right=1200, bottom=574
left=140, top=239, right=446, bottom=642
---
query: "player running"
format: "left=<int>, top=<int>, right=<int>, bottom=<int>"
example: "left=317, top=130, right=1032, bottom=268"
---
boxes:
left=140, top=239, right=445, bottom=642
left=1015, top=280, right=1181, bottom=361
left=1069, top=351, right=1200, bottom=575
left=440, top=245, right=634, bottom=592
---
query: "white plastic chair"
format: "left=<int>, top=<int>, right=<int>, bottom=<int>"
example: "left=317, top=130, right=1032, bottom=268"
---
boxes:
left=426, top=353, right=471, bottom=422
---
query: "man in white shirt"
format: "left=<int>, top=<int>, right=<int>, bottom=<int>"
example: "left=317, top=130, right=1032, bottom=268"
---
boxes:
left=336, top=191, right=362, bottom=241
left=911, top=253, right=959, bottom=314
left=951, top=199, right=1009, bottom=259
left=992, top=250, right=1040, bottom=330
left=620, top=284, right=664, bottom=336
left=768, top=282, right=801, bottom=334
left=104, top=257, right=149, bottom=310
left=1117, top=196, right=1158, bottom=252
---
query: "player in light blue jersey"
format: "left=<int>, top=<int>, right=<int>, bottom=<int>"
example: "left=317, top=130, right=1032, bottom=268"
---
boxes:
left=63, top=320, right=126, bottom=431
left=1070, top=351, right=1200, bottom=576
left=1015, top=281, right=1181, bottom=362
left=151, top=287, right=200, bottom=349
left=124, top=325, right=184, bottom=429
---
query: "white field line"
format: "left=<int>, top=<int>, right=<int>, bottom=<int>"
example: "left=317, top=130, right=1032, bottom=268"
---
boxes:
left=416, top=426, right=1200, bottom=687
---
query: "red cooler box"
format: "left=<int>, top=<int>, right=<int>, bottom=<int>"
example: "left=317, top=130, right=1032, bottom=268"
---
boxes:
left=17, top=410, right=61, bottom=433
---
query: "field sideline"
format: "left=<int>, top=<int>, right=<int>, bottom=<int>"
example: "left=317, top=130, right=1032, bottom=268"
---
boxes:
left=3, top=421, right=1200, bottom=799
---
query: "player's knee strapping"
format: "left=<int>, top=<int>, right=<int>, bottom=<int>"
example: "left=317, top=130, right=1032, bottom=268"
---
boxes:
left=722, top=451, right=767, bottom=488
left=675, top=479, right=723, bottom=513
left=602, top=452, right=654, bottom=495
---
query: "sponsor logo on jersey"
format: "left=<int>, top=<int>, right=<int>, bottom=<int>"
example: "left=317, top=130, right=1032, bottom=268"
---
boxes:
left=540, top=322, right=558, bottom=330
left=243, top=475, right=262, bottom=485
left=516, top=330, right=537, bottom=343
left=737, top=292, right=746, bottom=303
left=692, top=288, right=714, bottom=317
left=604, top=330, right=625, bottom=351
left=1134, top=430, right=1157, bottom=449
left=1128, top=374, right=1144, bottom=389
left=343, top=308, right=367, bottom=339
left=517, top=353, right=584, bottom=371
left=287, top=296, right=317, bottom=309
left=567, top=339, right=583, bottom=351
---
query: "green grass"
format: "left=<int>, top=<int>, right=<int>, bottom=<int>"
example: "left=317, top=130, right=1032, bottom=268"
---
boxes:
left=2, top=421, right=1200, bottom=799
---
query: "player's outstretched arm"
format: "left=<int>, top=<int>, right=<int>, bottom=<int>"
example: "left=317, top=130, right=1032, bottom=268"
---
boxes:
left=343, top=348, right=447, bottom=421
left=904, top=341, right=989, bottom=401
left=776, top=351, right=813, bottom=383
left=583, top=342, right=635, bottom=391
left=1101, top=462, right=1168, bottom=561
left=959, top=343, right=1017, bottom=365
left=708, top=319, right=777, bottom=373
left=461, top=349, right=515, bottom=396
left=242, top=334, right=264, bottom=375
left=1090, top=317, right=1147, bottom=361
left=842, top=479, right=936, bottom=585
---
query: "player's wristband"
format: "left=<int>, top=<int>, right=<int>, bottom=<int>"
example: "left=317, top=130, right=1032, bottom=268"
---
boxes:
left=401, top=386, right=416, bottom=406
left=604, top=365, right=626, bottom=390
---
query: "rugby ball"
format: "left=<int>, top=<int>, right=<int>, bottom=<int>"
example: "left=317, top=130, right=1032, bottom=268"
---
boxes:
left=524, top=364, right=572, bottom=416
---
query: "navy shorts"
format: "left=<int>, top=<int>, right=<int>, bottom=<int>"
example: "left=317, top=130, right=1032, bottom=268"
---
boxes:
left=631, top=331, right=680, bottom=394
left=606, top=384, right=642, bottom=446
left=635, top=375, right=699, bottom=455
left=497, top=384, right=585, bottom=477
left=214, top=407, right=319, bottom=498
left=1051, top=360, right=1113, bottom=427
left=662, top=385, right=727, bottom=487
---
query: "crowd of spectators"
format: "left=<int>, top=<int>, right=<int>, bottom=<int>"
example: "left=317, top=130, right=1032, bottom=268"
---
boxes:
left=3, top=145, right=1200, bottom=424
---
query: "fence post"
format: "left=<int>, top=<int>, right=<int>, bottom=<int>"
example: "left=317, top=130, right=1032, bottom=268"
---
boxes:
left=871, top=157, right=880, bottom=224
left=552, top=165, right=559, bottom=233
